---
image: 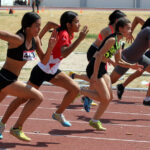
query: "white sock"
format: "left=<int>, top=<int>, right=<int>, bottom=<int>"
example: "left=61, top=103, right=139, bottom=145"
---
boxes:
left=91, top=119, right=99, bottom=122
left=144, top=96, right=150, bottom=102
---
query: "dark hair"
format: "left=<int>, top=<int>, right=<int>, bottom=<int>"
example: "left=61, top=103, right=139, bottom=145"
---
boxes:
left=109, top=10, right=126, bottom=25
left=141, top=18, right=150, bottom=30
left=57, top=11, right=78, bottom=32
left=115, top=17, right=131, bottom=34
left=17, top=12, right=40, bottom=34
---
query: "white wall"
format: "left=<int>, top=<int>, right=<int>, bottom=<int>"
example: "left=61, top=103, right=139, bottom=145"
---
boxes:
left=41, top=0, right=80, bottom=7
left=86, top=0, right=134, bottom=8
left=141, top=0, right=150, bottom=9
left=1, top=0, right=13, bottom=6
left=1, top=0, right=150, bottom=9
left=40, top=0, right=150, bottom=9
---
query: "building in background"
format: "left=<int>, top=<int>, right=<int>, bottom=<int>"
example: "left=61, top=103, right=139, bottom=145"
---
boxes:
left=0, top=0, right=150, bottom=9
left=1, top=0, right=14, bottom=6
left=40, top=0, right=150, bottom=9
left=0, top=0, right=29, bottom=6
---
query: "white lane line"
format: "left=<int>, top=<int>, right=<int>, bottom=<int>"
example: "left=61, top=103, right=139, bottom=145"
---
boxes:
left=4, top=130, right=150, bottom=144
left=0, top=104, right=150, bottom=116
left=6, top=91, right=144, bottom=99
left=1, top=116, right=150, bottom=128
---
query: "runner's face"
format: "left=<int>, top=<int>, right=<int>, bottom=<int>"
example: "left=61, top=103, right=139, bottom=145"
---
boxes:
left=70, top=16, right=80, bottom=32
left=29, top=19, right=41, bottom=37
left=120, top=23, right=131, bottom=38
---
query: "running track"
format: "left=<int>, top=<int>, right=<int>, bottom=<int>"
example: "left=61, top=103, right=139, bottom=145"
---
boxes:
left=0, top=85, right=150, bottom=150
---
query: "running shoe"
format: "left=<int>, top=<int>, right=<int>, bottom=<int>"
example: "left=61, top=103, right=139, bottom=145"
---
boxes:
left=0, top=134, right=3, bottom=140
left=143, top=97, right=150, bottom=106
left=117, top=84, right=125, bottom=100
left=82, top=96, right=92, bottom=112
left=91, top=101, right=98, bottom=106
left=81, top=97, right=97, bottom=106
left=52, top=112, right=72, bottom=127
left=89, top=120, right=106, bottom=131
left=69, top=71, right=75, bottom=79
left=0, top=120, right=5, bottom=140
left=10, top=127, right=31, bottom=142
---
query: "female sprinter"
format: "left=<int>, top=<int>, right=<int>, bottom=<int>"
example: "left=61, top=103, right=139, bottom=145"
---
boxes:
left=80, top=18, right=143, bottom=130
left=0, top=12, right=58, bottom=141
left=110, top=18, right=150, bottom=104
left=115, top=17, right=150, bottom=100
left=0, top=11, right=88, bottom=131
left=69, top=10, right=127, bottom=112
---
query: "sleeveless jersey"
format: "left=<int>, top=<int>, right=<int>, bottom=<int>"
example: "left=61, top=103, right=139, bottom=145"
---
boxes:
left=38, top=30, right=73, bottom=74
left=7, top=33, right=36, bottom=61
left=98, top=33, right=121, bottom=58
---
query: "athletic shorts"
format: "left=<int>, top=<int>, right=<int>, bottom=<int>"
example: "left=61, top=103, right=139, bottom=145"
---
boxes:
left=29, top=65, right=61, bottom=86
left=144, top=50, right=150, bottom=58
left=0, top=68, right=18, bottom=90
left=86, top=57, right=107, bottom=79
left=114, top=54, right=150, bottom=75
left=87, top=44, right=98, bottom=61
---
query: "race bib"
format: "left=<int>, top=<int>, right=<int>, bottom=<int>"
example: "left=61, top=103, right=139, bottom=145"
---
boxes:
left=23, top=50, right=36, bottom=61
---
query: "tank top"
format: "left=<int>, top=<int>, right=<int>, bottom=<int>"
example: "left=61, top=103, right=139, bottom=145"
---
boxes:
left=98, top=33, right=121, bottom=58
left=38, top=30, right=73, bottom=74
left=7, top=33, right=36, bottom=61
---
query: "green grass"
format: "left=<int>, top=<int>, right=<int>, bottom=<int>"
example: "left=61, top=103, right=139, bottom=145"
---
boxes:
left=75, top=33, right=98, bottom=39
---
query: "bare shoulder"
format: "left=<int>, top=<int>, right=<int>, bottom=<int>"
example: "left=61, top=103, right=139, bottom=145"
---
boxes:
left=100, top=26, right=111, bottom=38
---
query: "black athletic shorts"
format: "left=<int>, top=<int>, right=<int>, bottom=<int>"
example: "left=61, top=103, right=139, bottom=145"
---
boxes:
left=86, top=57, right=107, bottom=79
left=0, top=68, right=18, bottom=90
left=87, top=44, right=98, bottom=61
left=144, top=50, right=150, bottom=58
left=29, top=65, right=61, bottom=86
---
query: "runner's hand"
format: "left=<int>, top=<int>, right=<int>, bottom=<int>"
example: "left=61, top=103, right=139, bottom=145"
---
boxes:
left=126, top=32, right=134, bottom=43
left=131, top=63, right=144, bottom=72
left=48, top=29, right=58, bottom=49
left=78, top=25, right=89, bottom=41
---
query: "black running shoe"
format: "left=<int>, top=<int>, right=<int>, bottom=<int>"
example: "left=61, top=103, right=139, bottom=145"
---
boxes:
left=117, top=84, right=125, bottom=100
left=143, top=100, right=150, bottom=106
left=69, top=71, right=75, bottom=79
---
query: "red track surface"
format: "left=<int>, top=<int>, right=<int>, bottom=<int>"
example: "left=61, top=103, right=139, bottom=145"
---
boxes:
left=0, top=85, right=150, bottom=150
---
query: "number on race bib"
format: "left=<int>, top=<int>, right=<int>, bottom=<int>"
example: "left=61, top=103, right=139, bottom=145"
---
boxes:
left=23, top=50, right=36, bottom=61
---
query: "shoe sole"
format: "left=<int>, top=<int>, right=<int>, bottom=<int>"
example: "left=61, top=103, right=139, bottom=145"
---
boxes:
left=91, top=102, right=97, bottom=106
left=52, top=114, right=71, bottom=127
left=89, top=122, right=106, bottom=131
left=143, top=102, right=150, bottom=106
left=10, top=131, right=31, bottom=142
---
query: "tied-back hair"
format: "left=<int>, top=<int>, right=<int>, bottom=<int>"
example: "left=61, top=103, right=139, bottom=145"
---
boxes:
left=16, top=12, right=40, bottom=34
left=57, top=11, right=78, bottom=32
left=141, top=18, right=150, bottom=30
left=109, top=10, right=126, bottom=25
left=115, top=17, right=130, bottom=34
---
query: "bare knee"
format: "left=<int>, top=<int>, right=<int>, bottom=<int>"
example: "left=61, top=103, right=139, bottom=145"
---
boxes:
left=68, top=84, right=80, bottom=96
left=100, top=99, right=110, bottom=107
left=101, top=94, right=112, bottom=105
left=18, top=98, right=28, bottom=105
left=36, top=92, right=44, bottom=103
left=32, top=91, right=44, bottom=104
